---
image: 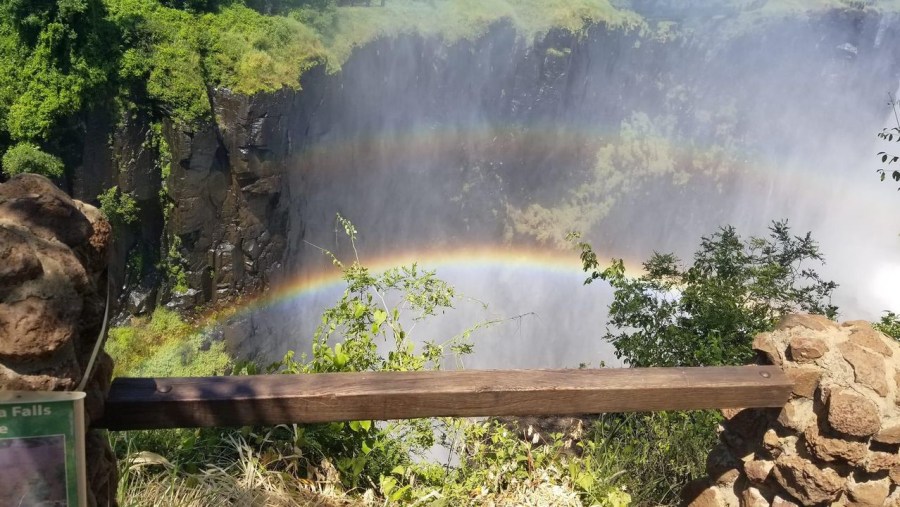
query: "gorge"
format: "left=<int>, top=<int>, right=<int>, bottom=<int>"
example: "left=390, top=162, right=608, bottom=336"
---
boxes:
left=66, top=2, right=900, bottom=369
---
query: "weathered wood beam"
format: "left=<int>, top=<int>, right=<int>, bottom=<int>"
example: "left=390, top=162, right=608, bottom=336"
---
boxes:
left=96, top=366, right=791, bottom=431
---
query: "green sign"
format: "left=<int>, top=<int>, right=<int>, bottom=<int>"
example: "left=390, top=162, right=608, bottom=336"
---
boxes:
left=0, top=391, right=87, bottom=507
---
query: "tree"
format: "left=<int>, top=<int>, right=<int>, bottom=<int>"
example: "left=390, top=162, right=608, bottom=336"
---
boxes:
left=0, top=0, right=117, bottom=179
left=569, top=223, right=840, bottom=504
left=573, top=220, right=838, bottom=367
left=1, top=142, right=64, bottom=178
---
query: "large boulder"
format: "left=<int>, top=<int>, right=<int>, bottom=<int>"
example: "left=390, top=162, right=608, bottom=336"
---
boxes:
left=0, top=174, right=117, bottom=507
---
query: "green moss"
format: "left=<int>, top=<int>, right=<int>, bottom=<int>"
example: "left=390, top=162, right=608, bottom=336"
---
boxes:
left=129, top=334, right=230, bottom=377
left=106, top=308, right=230, bottom=377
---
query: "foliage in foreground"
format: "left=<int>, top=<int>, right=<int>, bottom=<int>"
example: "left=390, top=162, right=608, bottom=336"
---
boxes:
left=113, top=218, right=850, bottom=505
left=586, top=411, right=715, bottom=506
left=113, top=218, right=840, bottom=505
left=115, top=420, right=635, bottom=507
left=875, top=311, right=900, bottom=340
left=568, top=220, right=839, bottom=504
left=573, top=220, right=838, bottom=368
left=110, top=216, right=638, bottom=505
left=116, top=435, right=355, bottom=507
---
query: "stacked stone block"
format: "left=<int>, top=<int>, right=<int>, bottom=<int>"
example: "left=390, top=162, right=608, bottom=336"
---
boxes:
left=686, top=314, right=900, bottom=506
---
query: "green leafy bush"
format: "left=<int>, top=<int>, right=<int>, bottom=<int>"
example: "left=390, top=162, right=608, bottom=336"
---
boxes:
left=98, top=185, right=140, bottom=225
left=0, top=0, right=115, bottom=142
left=570, top=221, right=839, bottom=505
left=254, top=214, right=484, bottom=487
left=584, top=411, right=718, bottom=505
left=574, top=220, right=838, bottom=367
left=875, top=311, right=900, bottom=340
left=1, top=142, right=65, bottom=177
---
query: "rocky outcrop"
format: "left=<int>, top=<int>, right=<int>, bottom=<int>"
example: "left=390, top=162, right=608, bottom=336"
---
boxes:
left=685, top=315, right=900, bottom=506
left=162, top=88, right=295, bottom=307
left=0, top=174, right=117, bottom=506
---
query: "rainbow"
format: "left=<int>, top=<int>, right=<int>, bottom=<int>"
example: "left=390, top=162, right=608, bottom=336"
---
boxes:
left=196, top=113, right=900, bottom=329
left=199, top=243, right=640, bottom=331
left=288, top=119, right=900, bottom=217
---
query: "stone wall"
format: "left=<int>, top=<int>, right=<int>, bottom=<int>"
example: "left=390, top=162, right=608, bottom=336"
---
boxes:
left=686, top=314, right=900, bottom=506
left=0, top=174, right=118, bottom=506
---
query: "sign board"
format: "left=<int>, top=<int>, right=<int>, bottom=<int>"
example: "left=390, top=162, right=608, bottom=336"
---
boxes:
left=0, top=391, right=87, bottom=507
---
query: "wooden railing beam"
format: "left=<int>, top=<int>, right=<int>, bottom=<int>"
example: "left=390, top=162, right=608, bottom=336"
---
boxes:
left=95, top=366, right=792, bottom=431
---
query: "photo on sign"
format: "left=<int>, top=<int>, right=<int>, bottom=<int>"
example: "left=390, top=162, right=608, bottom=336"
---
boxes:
left=0, top=435, right=69, bottom=506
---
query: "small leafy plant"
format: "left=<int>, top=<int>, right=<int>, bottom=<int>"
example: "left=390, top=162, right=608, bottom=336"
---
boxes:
left=255, top=213, right=488, bottom=490
left=877, top=93, right=900, bottom=189
left=875, top=311, right=900, bottom=340
left=98, top=185, right=140, bottom=226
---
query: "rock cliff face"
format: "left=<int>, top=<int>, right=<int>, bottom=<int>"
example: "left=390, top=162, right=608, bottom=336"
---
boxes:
left=0, top=174, right=117, bottom=507
left=88, top=10, right=900, bottom=319
left=686, top=315, right=900, bottom=506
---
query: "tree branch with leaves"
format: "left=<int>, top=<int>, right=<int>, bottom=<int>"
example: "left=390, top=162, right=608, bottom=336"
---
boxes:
left=572, top=220, right=838, bottom=367
left=877, top=92, right=900, bottom=189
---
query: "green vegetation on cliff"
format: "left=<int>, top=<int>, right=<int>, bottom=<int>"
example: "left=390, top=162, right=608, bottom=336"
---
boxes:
left=1, top=141, right=64, bottom=177
left=1, top=0, right=894, bottom=182
left=0, top=0, right=116, bottom=175
left=106, top=307, right=231, bottom=377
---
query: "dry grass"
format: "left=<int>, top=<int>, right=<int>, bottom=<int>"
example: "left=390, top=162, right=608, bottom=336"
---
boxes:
left=118, top=437, right=361, bottom=507
left=116, top=432, right=602, bottom=507
left=458, top=471, right=585, bottom=507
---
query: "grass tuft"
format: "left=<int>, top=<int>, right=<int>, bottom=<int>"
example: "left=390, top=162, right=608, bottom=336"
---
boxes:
left=117, top=435, right=358, bottom=507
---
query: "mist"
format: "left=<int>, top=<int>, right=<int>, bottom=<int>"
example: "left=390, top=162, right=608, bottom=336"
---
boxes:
left=219, top=5, right=900, bottom=369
